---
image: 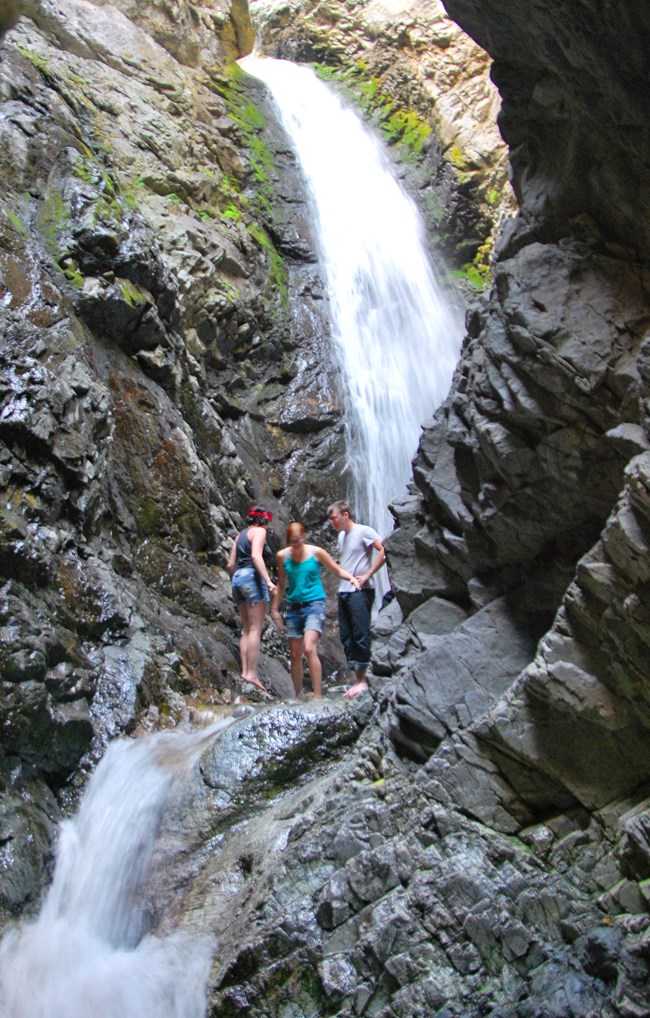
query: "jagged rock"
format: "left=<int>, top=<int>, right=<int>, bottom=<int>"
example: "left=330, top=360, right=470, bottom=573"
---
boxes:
left=390, top=595, right=539, bottom=760
left=1, top=0, right=650, bottom=1015
left=0, top=781, right=59, bottom=924
left=618, top=806, right=650, bottom=883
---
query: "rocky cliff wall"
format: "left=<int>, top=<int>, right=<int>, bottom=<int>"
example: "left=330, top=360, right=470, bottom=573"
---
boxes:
left=0, top=1, right=649, bottom=1016
left=381, top=0, right=650, bottom=828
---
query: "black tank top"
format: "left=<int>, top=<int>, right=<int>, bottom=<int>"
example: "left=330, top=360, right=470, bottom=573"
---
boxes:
left=235, top=528, right=272, bottom=570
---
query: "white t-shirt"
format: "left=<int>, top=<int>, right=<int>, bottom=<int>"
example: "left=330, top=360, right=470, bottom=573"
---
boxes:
left=338, top=524, right=381, bottom=592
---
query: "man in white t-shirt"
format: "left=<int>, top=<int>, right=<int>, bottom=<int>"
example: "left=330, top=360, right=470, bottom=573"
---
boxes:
left=327, top=499, right=386, bottom=698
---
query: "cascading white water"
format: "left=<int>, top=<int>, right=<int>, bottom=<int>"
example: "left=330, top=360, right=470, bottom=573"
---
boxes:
left=240, top=55, right=464, bottom=543
left=0, top=718, right=236, bottom=1018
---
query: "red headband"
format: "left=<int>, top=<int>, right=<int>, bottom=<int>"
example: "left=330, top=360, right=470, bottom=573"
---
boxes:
left=249, top=508, right=272, bottom=522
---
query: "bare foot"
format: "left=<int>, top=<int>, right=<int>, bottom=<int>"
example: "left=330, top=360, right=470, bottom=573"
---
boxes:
left=242, top=675, right=267, bottom=693
left=343, top=679, right=369, bottom=698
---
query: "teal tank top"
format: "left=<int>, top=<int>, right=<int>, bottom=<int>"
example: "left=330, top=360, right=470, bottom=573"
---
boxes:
left=284, top=554, right=326, bottom=604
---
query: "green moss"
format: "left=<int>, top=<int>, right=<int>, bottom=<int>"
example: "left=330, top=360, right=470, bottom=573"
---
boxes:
left=68, top=71, right=92, bottom=87
left=446, top=144, right=475, bottom=186
left=6, top=209, right=26, bottom=236
left=119, top=279, right=147, bottom=307
left=452, top=262, right=489, bottom=292
left=16, top=46, right=50, bottom=75
left=63, top=265, right=85, bottom=288
left=121, top=176, right=148, bottom=209
left=38, top=188, right=71, bottom=260
left=312, top=62, right=432, bottom=163
left=136, top=499, right=165, bottom=536
left=72, top=154, right=117, bottom=202
left=221, top=202, right=241, bottom=222
left=448, top=144, right=468, bottom=169
left=206, top=61, right=276, bottom=216
left=359, top=76, right=381, bottom=103
left=203, top=62, right=289, bottom=314
left=220, top=173, right=240, bottom=199
left=248, top=222, right=288, bottom=304
left=382, top=108, right=431, bottom=156
left=218, top=279, right=239, bottom=303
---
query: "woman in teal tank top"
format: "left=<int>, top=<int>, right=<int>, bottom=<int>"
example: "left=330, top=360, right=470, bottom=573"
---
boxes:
left=271, top=522, right=360, bottom=699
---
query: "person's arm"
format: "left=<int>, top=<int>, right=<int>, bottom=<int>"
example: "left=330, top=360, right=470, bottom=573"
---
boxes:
left=226, top=536, right=238, bottom=578
left=250, top=526, right=277, bottom=593
left=315, top=547, right=361, bottom=589
left=271, top=553, right=286, bottom=628
left=356, top=536, right=385, bottom=587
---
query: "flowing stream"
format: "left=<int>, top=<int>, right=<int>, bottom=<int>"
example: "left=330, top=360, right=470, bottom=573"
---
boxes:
left=240, top=55, right=464, bottom=544
left=0, top=718, right=236, bottom=1018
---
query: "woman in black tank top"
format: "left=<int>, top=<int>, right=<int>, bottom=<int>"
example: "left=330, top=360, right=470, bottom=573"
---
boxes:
left=226, top=506, right=277, bottom=693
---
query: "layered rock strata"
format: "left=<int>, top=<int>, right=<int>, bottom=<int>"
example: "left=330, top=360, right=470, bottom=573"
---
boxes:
left=0, top=0, right=649, bottom=1016
left=381, top=0, right=650, bottom=830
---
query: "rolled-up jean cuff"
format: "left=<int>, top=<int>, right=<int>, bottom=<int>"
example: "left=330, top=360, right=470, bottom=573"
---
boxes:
left=347, top=660, right=369, bottom=671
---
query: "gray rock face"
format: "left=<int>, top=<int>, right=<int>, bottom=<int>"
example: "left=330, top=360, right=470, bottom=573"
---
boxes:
left=444, top=0, right=650, bottom=261
left=1, top=0, right=650, bottom=1015
left=380, top=1, right=650, bottom=841
left=390, top=595, right=540, bottom=760
left=157, top=711, right=647, bottom=1018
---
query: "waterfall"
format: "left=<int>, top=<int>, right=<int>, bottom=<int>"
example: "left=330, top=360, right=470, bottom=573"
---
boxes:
left=0, top=718, right=236, bottom=1018
left=240, top=55, right=464, bottom=543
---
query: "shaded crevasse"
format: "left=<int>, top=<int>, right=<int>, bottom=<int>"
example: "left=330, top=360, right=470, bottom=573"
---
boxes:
left=0, top=720, right=236, bottom=1018
left=240, top=55, right=464, bottom=542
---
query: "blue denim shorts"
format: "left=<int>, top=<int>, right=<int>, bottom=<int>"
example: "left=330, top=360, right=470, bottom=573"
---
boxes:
left=232, top=566, right=270, bottom=606
left=286, top=599, right=327, bottom=639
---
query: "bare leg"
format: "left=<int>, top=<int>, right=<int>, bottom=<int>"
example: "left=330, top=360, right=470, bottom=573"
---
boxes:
left=303, top=630, right=322, bottom=699
left=343, top=669, right=369, bottom=698
left=238, top=604, right=250, bottom=677
left=239, top=601, right=268, bottom=692
left=289, top=637, right=304, bottom=697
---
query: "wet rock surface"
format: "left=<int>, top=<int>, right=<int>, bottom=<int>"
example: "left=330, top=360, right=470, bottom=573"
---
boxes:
left=1, top=0, right=650, bottom=1015
left=142, top=707, right=649, bottom=1018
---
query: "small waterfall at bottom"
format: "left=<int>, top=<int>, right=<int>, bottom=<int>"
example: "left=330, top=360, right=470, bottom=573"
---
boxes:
left=0, top=718, right=236, bottom=1018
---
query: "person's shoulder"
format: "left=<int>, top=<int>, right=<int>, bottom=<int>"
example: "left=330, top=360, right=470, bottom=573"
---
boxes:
left=359, top=523, right=380, bottom=539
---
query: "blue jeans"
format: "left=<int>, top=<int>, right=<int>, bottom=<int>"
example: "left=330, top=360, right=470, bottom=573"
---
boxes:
left=286, top=600, right=327, bottom=639
left=338, top=589, right=375, bottom=671
left=231, top=567, right=270, bottom=606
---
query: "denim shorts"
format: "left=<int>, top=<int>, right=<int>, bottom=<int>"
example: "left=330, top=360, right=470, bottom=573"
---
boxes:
left=286, top=599, right=327, bottom=639
left=231, top=566, right=270, bottom=606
